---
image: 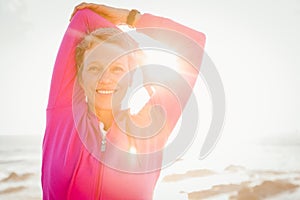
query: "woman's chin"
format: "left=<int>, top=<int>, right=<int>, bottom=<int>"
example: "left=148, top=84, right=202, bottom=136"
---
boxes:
left=95, top=104, right=113, bottom=111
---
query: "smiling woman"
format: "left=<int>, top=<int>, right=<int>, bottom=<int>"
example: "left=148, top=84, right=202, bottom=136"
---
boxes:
left=75, top=28, right=138, bottom=129
left=42, top=2, right=205, bottom=200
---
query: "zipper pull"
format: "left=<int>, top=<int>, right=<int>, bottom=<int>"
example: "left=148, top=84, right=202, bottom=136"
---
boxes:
left=101, top=137, right=106, bottom=152
left=99, top=122, right=107, bottom=152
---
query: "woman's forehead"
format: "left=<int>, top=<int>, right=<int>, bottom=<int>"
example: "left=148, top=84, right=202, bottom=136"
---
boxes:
left=84, top=43, right=130, bottom=66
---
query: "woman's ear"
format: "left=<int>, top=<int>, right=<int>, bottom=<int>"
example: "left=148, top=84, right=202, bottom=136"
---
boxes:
left=77, top=65, right=85, bottom=88
left=77, top=68, right=89, bottom=103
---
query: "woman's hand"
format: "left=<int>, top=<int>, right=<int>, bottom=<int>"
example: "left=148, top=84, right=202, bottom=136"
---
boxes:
left=70, top=2, right=130, bottom=25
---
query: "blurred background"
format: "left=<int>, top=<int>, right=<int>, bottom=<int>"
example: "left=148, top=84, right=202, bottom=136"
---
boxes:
left=0, top=0, right=299, bottom=199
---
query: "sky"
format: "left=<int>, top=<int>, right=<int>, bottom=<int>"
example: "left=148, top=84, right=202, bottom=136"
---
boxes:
left=0, top=0, right=299, bottom=146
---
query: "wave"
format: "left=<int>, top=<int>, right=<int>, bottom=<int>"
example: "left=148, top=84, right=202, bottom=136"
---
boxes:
left=0, top=186, right=26, bottom=195
left=187, top=180, right=299, bottom=200
left=0, top=160, right=24, bottom=164
left=0, top=172, right=34, bottom=182
left=162, top=169, right=216, bottom=182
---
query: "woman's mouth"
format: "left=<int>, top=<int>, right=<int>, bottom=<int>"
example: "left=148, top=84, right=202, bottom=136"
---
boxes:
left=96, top=89, right=116, bottom=95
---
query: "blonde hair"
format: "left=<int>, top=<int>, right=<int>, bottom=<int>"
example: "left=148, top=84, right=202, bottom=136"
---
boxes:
left=75, top=28, right=138, bottom=73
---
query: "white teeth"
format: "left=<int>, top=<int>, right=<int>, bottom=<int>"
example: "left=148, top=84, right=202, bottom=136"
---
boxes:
left=96, top=90, right=114, bottom=94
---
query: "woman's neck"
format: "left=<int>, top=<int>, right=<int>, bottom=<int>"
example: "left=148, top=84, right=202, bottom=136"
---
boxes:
left=96, top=109, right=113, bottom=131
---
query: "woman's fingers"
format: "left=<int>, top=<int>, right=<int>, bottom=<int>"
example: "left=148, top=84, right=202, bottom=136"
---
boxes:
left=69, top=3, right=105, bottom=21
left=69, top=2, right=92, bottom=21
left=69, top=2, right=126, bottom=25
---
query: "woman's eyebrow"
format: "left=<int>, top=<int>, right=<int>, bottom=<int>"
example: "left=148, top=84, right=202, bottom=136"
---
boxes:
left=86, top=61, right=108, bottom=69
left=112, top=60, right=129, bottom=68
left=112, top=62, right=125, bottom=67
left=87, top=60, right=103, bottom=65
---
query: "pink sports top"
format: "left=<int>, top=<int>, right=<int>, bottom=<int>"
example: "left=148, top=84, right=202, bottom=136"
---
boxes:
left=42, top=8, right=205, bottom=200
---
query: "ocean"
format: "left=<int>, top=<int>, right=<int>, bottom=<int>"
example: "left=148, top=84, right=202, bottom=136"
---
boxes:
left=0, top=134, right=300, bottom=200
left=0, top=134, right=42, bottom=200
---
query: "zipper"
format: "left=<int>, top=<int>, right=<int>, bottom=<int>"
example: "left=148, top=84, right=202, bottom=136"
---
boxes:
left=98, top=121, right=107, bottom=199
left=99, top=122, right=107, bottom=152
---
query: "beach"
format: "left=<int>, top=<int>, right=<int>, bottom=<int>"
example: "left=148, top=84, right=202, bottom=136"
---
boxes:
left=154, top=164, right=300, bottom=199
left=1, top=134, right=300, bottom=200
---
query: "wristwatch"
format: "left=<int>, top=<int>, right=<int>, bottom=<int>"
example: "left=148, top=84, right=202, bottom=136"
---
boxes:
left=127, top=9, right=140, bottom=27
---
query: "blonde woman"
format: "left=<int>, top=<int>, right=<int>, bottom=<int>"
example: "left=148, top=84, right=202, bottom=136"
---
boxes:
left=42, top=3, right=205, bottom=199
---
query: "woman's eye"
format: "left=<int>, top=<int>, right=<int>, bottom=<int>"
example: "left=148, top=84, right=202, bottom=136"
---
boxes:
left=88, top=66, right=102, bottom=72
left=111, top=66, right=125, bottom=73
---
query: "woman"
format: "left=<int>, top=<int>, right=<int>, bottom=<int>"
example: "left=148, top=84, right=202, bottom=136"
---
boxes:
left=42, top=3, right=205, bottom=199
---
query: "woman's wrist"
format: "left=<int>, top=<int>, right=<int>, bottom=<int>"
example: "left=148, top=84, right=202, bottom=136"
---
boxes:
left=119, top=9, right=130, bottom=25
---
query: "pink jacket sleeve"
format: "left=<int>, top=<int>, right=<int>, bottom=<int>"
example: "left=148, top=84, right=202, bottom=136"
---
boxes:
left=136, top=14, right=205, bottom=50
left=47, top=9, right=116, bottom=109
left=135, top=14, right=206, bottom=139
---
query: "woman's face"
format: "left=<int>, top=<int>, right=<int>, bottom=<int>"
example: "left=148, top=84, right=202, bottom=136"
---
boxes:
left=80, top=42, right=131, bottom=111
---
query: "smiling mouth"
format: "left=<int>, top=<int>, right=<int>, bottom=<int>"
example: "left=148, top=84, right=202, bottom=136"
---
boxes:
left=96, top=89, right=116, bottom=95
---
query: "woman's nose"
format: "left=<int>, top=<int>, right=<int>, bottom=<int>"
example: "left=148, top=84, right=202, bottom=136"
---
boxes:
left=99, top=71, right=113, bottom=84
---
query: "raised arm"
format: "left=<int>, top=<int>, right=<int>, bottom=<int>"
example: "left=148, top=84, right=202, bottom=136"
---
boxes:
left=47, top=9, right=116, bottom=109
left=69, top=4, right=206, bottom=150
left=134, top=13, right=206, bottom=130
